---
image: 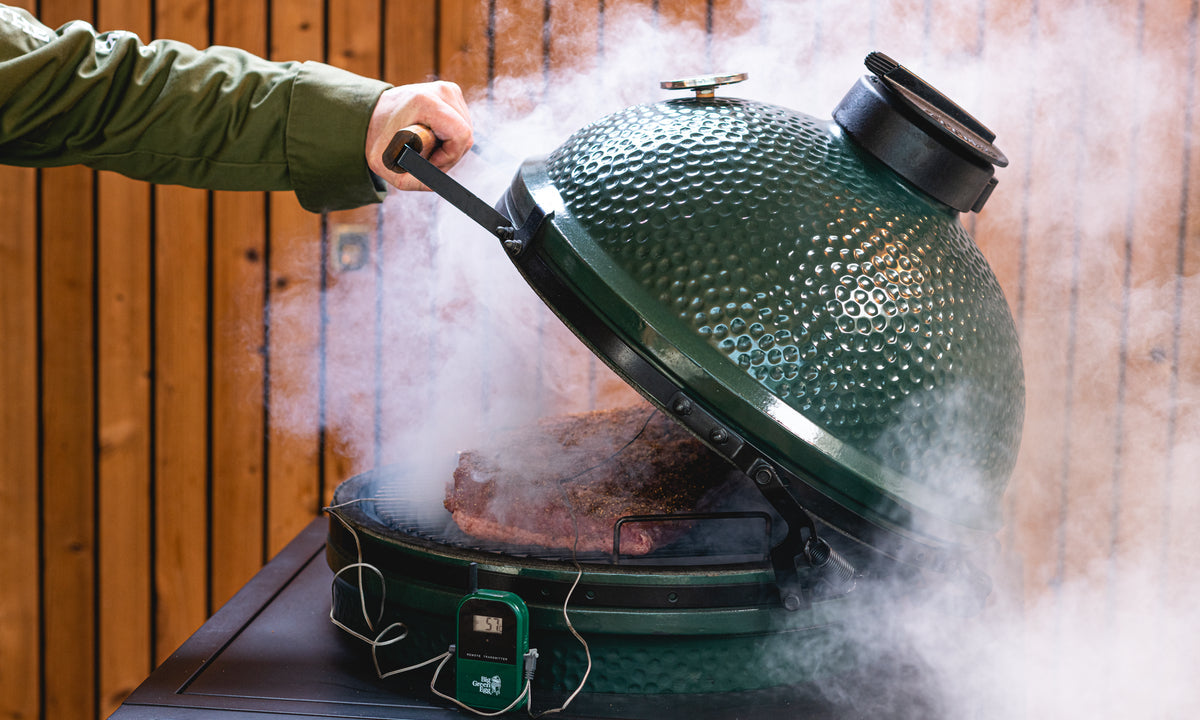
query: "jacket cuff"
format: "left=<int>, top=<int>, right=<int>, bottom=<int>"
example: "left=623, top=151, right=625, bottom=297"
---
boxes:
left=287, top=60, right=391, bottom=212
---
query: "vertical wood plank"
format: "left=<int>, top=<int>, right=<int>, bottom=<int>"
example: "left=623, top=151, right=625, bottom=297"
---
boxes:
left=493, top=0, right=545, bottom=79
left=40, top=165, right=97, bottom=720
left=96, top=172, right=154, bottom=715
left=40, top=176, right=97, bottom=720
left=657, top=0, right=707, bottom=29
left=0, top=164, right=40, bottom=720
left=383, top=0, right=437, bottom=83
left=548, top=0, right=600, bottom=75
left=709, top=0, right=760, bottom=41
left=210, top=0, right=269, bottom=610
left=266, top=0, right=325, bottom=557
left=1167, top=0, right=1200, bottom=606
left=0, top=11, right=39, bottom=720
left=95, top=2, right=154, bottom=713
left=602, top=0, right=655, bottom=22
left=440, top=0, right=491, bottom=97
left=39, top=10, right=98, bottom=720
left=323, top=0, right=383, bottom=501
left=493, top=0, right=545, bottom=113
left=152, top=0, right=211, bottom=664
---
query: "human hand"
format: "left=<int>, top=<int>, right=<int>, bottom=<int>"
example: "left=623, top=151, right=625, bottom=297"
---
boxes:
left=365, top=81, right=473, bottom=191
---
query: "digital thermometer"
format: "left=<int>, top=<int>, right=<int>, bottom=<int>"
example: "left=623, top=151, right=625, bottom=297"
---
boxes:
left=455, top=589, right=530, bottom=711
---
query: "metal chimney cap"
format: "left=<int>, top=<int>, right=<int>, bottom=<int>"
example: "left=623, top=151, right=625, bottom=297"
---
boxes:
left=833, top=52, right=1007, bottom=213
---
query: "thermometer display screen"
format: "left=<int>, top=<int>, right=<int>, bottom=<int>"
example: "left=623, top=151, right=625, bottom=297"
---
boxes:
left=472, top=615, right=504, bottom=634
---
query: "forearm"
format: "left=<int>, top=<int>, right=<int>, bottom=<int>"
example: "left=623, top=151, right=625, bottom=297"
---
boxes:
left=0, top=5, right=390, bottom=211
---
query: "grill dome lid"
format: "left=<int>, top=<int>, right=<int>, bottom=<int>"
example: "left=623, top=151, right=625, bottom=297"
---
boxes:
left=494, top=53, right=1024, bottom=569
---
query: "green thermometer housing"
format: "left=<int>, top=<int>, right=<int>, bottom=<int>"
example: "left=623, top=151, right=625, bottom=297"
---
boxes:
left=455, top=589, right=530, bottom=711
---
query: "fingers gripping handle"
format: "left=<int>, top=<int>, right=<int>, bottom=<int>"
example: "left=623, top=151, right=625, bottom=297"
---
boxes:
left=382, top=126, right=550, bottom=254
left=383, top=124, right=438, bottom=174
left=384, top=137, right=517, bottom=244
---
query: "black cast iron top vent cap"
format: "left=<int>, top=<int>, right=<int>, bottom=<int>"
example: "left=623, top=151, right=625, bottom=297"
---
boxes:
left=833, top=51, right=1008, bottom=213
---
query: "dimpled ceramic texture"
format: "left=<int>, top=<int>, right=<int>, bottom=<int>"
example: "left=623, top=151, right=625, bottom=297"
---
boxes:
left=544, top=98, right=1024, bottom=523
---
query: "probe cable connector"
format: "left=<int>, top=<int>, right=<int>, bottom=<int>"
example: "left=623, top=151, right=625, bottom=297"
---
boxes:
left=524, top=649, right=539, bottom=682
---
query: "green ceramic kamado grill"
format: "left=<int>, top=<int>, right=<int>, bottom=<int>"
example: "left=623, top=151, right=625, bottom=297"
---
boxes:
left=326, top=52, right=1024, bottom=698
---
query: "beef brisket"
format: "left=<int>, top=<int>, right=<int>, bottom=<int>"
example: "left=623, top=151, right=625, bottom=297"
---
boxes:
left=444, top=404, right=734, bottom=555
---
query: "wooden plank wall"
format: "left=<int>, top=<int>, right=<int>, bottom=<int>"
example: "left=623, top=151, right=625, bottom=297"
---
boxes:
left=0, top=1, right=1196, bottom=719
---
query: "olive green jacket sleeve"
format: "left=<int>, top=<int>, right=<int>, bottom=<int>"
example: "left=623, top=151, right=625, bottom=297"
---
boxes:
left=0, top=4, right=391, bottom=212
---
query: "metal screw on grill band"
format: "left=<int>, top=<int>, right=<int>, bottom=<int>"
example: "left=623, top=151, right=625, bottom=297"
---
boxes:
left=709, top=427, right=728, bottom=444
left=671, top=397, right=692, bottom=415
left=501, top=232, right=524, bottom=256
left=754, top=466, right=775, bottom=486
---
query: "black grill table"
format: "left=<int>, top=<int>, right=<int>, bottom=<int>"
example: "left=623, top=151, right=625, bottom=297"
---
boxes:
left=110, top=518, right=938, bottom=720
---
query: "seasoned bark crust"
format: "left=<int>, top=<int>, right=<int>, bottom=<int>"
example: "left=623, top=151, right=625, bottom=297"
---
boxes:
left=445, top=405, right=733, bottom=555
